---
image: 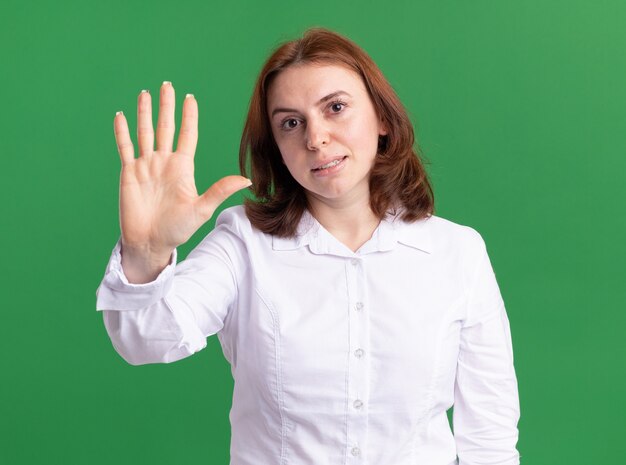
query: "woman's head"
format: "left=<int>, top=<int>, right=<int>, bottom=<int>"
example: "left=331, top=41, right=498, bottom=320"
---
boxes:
left=267, top=62, right=387, bottom=214
left=240, top=27, right=434, bottom=236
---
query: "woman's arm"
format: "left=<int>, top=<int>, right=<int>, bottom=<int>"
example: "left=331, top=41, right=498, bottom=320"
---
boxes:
left=96, top=213, right=243, bottom=365
left=96, top=82, right=250, bottom=364
left=453, top=237, right=521, bottom=465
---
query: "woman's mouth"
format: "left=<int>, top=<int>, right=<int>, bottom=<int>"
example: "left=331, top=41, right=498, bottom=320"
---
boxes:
left=312, top=156, right=348, bottom=173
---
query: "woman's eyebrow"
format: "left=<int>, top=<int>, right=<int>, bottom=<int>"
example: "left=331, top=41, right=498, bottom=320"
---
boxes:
left=270, top=91, right=352, bottom=118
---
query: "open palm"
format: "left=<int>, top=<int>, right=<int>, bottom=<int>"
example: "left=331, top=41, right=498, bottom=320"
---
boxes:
left=113, top=82, right=250, bottom=277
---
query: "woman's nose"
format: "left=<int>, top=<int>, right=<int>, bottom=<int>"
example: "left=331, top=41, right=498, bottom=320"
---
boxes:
left=305, top=118, right=330, bottom=150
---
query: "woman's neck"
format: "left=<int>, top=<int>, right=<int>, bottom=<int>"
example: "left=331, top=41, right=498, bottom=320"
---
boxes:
left=307, top=192, right=380, bottom=253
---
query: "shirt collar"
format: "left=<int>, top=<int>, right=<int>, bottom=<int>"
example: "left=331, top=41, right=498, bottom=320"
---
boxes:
left=272, top=209, right=433, bottom=256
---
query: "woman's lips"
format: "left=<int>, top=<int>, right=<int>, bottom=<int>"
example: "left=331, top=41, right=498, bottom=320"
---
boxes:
left=311, top=156, right=348, bottom=176
left=312, top=156, right=348, bottom=171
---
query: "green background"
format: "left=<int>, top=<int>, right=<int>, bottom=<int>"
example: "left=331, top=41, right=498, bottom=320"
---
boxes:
left=2, top=0, right=624, bottom=463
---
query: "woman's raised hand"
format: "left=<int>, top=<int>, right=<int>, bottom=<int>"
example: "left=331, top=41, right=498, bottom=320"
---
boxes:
left=113, top=82, right=251, bottom=283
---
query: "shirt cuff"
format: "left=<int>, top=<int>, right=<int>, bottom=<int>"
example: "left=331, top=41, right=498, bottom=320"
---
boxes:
left=95, top=238, right=178, bottom=311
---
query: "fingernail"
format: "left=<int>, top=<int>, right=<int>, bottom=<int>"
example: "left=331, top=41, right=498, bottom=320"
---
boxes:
left=162, top=81, right=172, bottom=86
left=185, top=93, right=194, bottom=99
left=140, top=89, right=150, bottom=94
left=116, top=111, right=124, bottom=116
left=245, top=178, right=253, bottom=186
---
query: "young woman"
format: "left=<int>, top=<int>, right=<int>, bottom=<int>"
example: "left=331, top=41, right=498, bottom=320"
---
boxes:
left=97, top=28, right=520, bottom=465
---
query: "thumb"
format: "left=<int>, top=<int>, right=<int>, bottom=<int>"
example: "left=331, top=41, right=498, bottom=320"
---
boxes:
left=196, top=175, right=252, bottom=221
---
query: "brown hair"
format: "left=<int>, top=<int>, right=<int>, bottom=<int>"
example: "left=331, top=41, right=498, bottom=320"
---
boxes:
left=239, top=27, right=434, bottom=237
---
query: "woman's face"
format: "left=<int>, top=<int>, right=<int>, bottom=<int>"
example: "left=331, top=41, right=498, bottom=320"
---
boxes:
left=267, top=63, right=387, bottom=208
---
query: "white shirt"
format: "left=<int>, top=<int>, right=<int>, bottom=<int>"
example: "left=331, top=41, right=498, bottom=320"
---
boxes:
left=96, top=205, right=520, bottom=465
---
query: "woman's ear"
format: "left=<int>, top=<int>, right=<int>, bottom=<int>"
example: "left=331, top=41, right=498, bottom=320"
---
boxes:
left=379, top=118, right=388, bottom=136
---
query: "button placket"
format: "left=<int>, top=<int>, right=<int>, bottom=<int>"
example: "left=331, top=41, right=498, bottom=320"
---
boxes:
left=345, top=256, right=370, bottom=460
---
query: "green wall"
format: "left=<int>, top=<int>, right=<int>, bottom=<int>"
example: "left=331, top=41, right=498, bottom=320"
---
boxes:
left=1, top=1, right=624, bottom=463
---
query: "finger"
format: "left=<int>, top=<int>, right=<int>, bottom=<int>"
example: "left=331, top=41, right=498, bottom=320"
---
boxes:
left=197, top=175, right=252, bottom=221
left=156, top=81, right=175, bottom=153
left=114, top=111, right=135, bottom=165
left=137, top=89, right=154, bottom=157
left=176, top=94, right=198, bottom=156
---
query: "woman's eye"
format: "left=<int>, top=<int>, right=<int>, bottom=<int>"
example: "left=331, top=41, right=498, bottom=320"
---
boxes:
left=282, top=118, right=300, bottom=130
left=330, top=102, right=345, bottom=112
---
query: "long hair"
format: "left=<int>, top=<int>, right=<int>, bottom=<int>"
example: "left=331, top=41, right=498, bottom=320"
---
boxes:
left=239, top=28, right=434, bottom=237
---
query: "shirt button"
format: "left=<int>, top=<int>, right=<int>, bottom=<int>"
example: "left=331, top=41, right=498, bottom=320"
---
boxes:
left=351, top=446, right=361, bottom=457
left=350, top=259, right=359, bottom=266
left=354, top=301, right=364, bottom=311
left=353, top=399, right=364, bottom=410
left=354, top=348, right=365, bottom=358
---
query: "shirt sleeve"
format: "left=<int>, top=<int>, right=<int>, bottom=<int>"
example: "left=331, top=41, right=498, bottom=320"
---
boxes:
left=453, top=235, right=521, bottom=465
left=95, top=220, right=241, bottom=366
